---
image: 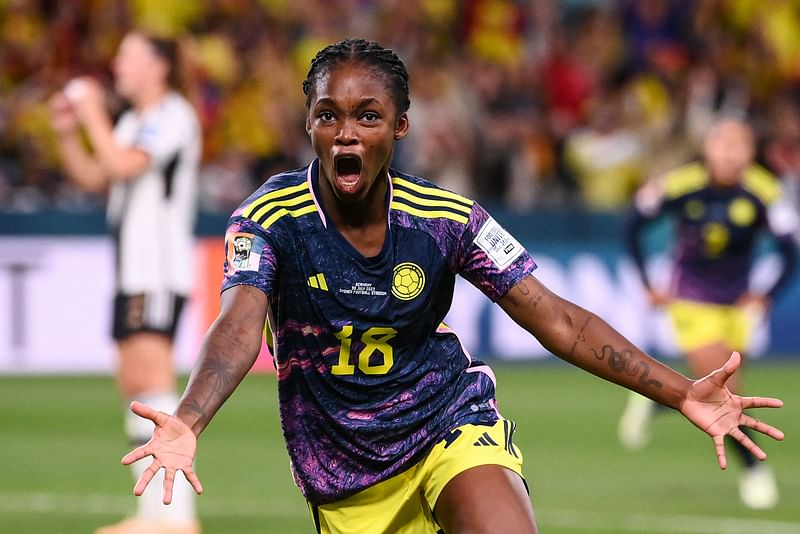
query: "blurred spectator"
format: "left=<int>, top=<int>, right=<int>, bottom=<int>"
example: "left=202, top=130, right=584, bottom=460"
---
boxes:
left=764, top=96, right=800, bottom=232
left=564, top=78, right=646, bottom=211
left=3, top=0, right=800, bottom=214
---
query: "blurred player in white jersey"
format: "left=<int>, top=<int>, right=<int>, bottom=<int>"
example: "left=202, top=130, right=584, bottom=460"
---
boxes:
left=49, top=31, right=201, bottom=534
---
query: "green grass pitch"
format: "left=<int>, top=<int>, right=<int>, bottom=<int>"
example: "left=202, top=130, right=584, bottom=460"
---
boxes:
left=1, top=361, right=798, bottom=533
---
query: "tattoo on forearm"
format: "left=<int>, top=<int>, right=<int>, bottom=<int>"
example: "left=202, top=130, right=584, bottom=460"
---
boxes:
left=517, top=280, right=544, bottom=308
left=590, top=345, right=663, bottom=388
left=183, top=356, right=238, bottom=423
left=569, top=316, right=592, bottom=356
left=182, top=327, right=253, bottom=426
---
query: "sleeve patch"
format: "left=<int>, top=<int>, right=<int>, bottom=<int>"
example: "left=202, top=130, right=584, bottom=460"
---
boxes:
left=474, top=217, right=524, bottom=270
left=226, top=232, right=265, bottom=272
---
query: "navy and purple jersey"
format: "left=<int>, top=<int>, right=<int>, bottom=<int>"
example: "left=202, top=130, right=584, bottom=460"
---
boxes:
left=221, top=160, right=537, bottom=504
left=629, top=162, right=798, bottom=304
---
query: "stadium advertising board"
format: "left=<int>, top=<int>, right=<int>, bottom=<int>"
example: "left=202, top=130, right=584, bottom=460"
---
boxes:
left=0, top=236, right=790, bottom=374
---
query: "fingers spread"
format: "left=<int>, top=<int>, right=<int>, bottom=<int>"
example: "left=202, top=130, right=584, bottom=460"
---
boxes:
left=121, top=445, right=150, bottom=465
left=739, top=414, right=785, bottom=441
left=129, top=401, right=170, bottom=427
left=703, top=354, right=740, bottom=389
left=717, top=351, right=741, bottom=385
left=729, top=427, right=768, bottom=461
left=162, top=468, right=175, bottom=505
left=184, top=467, right=204, bottom=495
left=742, top=396, right=783, bottom=409
left=133, top=461, right=161, bottom=496
left=712, top=434, right=727, bottom=470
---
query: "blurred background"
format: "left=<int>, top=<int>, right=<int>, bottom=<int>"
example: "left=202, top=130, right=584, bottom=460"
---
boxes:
left=2, top=0, right=800, bottom=369
left=1, top=0, right=799, bottom=532
left=4, top=0, right=800, bottom=213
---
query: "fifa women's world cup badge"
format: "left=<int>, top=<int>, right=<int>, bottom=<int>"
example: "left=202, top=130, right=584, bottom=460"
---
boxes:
left=391, top=262, right=425, bottom=300
left=225, top=232, right=266, bottom=273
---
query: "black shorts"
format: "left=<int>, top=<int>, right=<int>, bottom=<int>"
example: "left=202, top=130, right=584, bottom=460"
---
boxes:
left=112, top=292, right=187, bottom=341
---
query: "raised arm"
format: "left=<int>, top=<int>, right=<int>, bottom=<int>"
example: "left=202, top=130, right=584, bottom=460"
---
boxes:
left=70, top=78, right=151, bottom=180
left=49, top=78, right=151, bottom=191
left=49, top=92, right=108, bottom=193
left=498, top=275, right=784, bottom=468
left=121, top=284, right=267, bottom=503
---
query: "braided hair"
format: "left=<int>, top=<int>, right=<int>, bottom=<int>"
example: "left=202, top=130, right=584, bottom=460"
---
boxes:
left=302, top=38, right=410, bottom=115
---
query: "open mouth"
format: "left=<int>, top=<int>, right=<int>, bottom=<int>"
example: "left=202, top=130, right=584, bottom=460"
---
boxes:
left=334, top=155, right=362, bottom=185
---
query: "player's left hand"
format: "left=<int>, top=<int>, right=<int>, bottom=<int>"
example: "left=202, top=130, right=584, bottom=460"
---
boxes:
left=679, top=351, right=784, bottom=469
left=121, top=401, right=204, bottom=504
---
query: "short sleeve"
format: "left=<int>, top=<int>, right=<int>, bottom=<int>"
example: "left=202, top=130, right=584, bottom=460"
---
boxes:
left=221, top=217, right=279, bottom=296
left=456, top=203, right=537, bottom=301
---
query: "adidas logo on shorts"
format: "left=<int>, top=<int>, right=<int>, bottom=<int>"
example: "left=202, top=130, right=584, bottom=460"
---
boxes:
left=473, top=432, right=498, bottom=447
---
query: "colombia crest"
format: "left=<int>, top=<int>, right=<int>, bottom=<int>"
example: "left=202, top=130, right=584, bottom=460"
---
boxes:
left=392, top=262, right=425, bottom=300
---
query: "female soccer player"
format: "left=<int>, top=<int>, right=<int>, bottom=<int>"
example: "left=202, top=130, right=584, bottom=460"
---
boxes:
left=618, top=117, right=797, bottom=510
left=50, top=31, right=201, bottom=533
left=122, top=39, right=784, bottom=533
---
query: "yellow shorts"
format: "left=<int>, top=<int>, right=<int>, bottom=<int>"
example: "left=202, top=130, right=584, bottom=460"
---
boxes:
left=667, top=299, right=752, bottom=353
left=308, top=419, right=525, bottom=534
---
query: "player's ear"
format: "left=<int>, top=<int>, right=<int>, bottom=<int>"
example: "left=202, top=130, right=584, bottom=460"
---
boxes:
left=305, top=115, right=312, bottom=135
left=394, top=112, right=409, bottom=140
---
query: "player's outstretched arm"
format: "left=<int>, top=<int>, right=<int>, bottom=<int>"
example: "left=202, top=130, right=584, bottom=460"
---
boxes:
left=121, top=285, right=268, bottom=502
left=173, top=284, right=267, bottom=435
left=498, top=275, right=784, bottom=468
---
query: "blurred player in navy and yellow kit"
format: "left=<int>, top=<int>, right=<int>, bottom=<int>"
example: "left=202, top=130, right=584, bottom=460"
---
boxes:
left=120, top=40, right=787, bottom=534
left=619, top=117, right=798, bottom=509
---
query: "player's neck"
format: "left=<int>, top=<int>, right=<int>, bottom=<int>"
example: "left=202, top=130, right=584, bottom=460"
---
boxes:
left=320, top=172, right=389, bottom=257
left=132, top=85, right=170, bottom=113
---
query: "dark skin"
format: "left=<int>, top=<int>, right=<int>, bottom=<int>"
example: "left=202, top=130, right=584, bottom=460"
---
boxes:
left=121, top=62, right=785, bottom=534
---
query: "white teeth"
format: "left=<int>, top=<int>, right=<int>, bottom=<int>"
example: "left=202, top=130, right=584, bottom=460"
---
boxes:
left=338, top=174, right=359, bottom=185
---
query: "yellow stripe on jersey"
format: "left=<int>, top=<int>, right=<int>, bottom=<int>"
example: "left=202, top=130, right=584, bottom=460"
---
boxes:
left=743, top=165, right=780, bottom=205
left=249, top=192, right=314, bottom=223
left=392, top=189, right=473, bottom=215
left=390, top=201, right=469, bottom=224
left=242, top=182, right=309, bottom=218
left=662, top=162, right=708, bottom=200
left=260, top=203, right=317, bottom=230
left=392, top=176, right=474, bottom=208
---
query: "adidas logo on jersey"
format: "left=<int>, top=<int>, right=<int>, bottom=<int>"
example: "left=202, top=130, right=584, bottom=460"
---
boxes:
left=307, top=273, right=329, bottom=291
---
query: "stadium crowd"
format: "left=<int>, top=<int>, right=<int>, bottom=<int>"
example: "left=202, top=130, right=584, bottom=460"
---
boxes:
left=2, top=0, right=800, bottom=214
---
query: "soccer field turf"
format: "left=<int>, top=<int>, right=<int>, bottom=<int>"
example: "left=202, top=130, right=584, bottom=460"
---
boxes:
left=1, top=361, right=798, bottom=534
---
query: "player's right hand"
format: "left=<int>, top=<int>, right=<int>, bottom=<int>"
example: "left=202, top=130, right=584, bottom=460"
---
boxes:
left=679, top=352, right=784, bottom=470
left=121, top=401, right=204, bottom=505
